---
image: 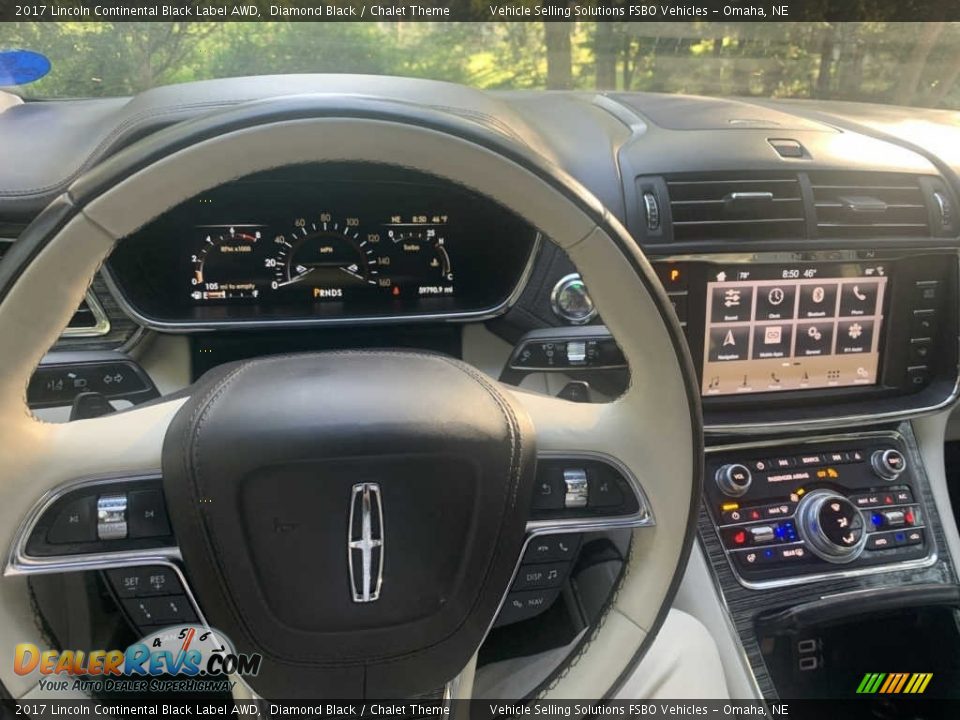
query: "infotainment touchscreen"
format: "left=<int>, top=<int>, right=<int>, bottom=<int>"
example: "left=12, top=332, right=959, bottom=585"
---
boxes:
left=701, top=263, right=888, bottom=396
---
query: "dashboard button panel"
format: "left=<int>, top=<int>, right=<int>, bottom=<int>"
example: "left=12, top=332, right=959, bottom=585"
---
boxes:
left=706, top=438, right=931, bottom=587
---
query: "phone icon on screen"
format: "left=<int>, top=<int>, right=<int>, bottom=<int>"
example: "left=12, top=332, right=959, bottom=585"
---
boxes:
left=853, top=285, right=867, bottom=301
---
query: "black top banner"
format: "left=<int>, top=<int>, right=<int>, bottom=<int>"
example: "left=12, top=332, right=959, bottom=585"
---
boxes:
left=2, top=0, right=960, bottom=23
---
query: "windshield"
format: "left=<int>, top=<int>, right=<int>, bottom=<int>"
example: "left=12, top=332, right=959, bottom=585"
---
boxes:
left=2, top=21, right=959, bottom=109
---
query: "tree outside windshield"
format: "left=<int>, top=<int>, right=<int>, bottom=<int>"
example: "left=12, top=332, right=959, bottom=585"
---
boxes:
left=2, top=21, right=959, bottom=109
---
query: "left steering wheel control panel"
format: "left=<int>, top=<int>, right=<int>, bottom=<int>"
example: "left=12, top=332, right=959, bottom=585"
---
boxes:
left=21, top=477, right=174, bottom=559
left=705, top=436, right=933, bottom=588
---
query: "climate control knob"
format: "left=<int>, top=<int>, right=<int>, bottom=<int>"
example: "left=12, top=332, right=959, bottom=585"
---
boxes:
left=715, top=463, right=752, bottom=497
left=796, top=491, right=866, bottom=563
left=871, top=449, right=906, bottom=481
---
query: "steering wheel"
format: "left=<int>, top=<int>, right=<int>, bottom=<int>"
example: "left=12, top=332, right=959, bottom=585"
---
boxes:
left=0, top=96, right=702, bottom=700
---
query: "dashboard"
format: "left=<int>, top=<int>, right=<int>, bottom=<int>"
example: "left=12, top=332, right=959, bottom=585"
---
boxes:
left=106, top=164, right=539, bottom=328
left=3, top=76, right=960, bottom=705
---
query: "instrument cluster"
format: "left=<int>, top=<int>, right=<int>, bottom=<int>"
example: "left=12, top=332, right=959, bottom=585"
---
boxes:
left=106, top=164, right=539, bottom=328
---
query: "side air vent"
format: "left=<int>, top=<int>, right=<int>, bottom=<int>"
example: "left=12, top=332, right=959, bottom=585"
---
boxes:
left=0, top=239, right=111, bottom=338
left=664, top=172, right=805, bottom=242
left=810, top=171, right=929, bottom=239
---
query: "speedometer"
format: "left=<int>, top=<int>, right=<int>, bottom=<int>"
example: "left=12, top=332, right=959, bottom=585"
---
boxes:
left=271, top=215, right=388, bottom=299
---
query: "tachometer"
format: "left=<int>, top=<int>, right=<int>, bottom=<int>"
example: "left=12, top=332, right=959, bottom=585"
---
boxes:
left=190, top=227, right=264, bottom=301
left=272, top=215, right=385, bottom=299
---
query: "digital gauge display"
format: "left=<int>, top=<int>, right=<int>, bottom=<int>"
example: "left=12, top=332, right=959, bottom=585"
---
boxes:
left=107, top=164, right=538, bottom=326
left=188, top=214, right=454, bottom=305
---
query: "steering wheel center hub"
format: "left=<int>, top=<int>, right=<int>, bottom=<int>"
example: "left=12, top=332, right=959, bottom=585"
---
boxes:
left=161, top=351, right=536, bottom=698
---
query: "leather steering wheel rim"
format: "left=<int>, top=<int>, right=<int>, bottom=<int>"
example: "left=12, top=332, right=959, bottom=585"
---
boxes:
left=0, top=95, right=703, bottom=700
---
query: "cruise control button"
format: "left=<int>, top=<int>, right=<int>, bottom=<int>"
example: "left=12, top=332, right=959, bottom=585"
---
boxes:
left=127, top=489, right=172, bottom=538
left=123, top=595, right=196, bottom=627
left=109, top=567, right=184, bottom=598
left=107, top=568, right=145, bottom=598
left=512, top=562, right=569, bottom=591
left=140, top=567, right=183, bottom=596
left=523, top=534, right=581, bottom=563
left=48, top=496, right=97, bottom=544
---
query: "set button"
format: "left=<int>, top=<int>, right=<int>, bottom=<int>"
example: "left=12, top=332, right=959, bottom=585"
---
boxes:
left=107, top=566, right=184, bottom=599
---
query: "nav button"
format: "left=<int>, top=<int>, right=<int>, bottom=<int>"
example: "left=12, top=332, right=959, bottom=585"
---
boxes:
left=708, top=326, right=750, bottom=362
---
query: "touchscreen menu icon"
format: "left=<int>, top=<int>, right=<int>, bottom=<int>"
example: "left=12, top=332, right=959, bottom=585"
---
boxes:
left=711, top=286, right=753, bottom=323
left=708, top=326, right=750, bottom=362
left=839, top=282, right=879, bottom=317
left=798, top=283, right=838, bottom=319
left=752, top=324, right=792, bottom=359
left=795, top=322, right=834, bottom=356
left=837, top=319, right=875, bottom=354
left=755, top=285, right=797, bottom=321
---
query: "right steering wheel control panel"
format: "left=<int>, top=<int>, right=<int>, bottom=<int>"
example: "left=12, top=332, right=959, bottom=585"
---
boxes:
left=706, top=438, right=931, bottom=587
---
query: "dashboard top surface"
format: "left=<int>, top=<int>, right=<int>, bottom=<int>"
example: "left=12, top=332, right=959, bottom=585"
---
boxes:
left=0, top=76, right=956, bottom=228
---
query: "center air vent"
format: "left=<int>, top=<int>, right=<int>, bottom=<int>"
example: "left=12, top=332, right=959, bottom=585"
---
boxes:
left=664, top=172, right=805, bottom=242
left=810, top=171, right=929, bottom=239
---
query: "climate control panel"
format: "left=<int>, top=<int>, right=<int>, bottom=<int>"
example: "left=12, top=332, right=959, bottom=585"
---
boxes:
left=706, top=439, right=931, bottom=586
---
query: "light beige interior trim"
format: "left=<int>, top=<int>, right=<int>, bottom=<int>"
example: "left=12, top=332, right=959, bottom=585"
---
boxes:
left=0, top=107, right=696, bottom=699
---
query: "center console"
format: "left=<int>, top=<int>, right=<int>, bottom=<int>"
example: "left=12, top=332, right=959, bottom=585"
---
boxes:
left=646, top=248, right=960, bottom=700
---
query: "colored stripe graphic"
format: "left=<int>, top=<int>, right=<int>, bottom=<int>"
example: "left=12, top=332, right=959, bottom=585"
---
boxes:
left=856, top=672, right=932, bottom=694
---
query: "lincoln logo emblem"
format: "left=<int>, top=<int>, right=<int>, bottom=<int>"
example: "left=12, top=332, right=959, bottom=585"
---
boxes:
left=348, top=483, right=384, bottom=603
